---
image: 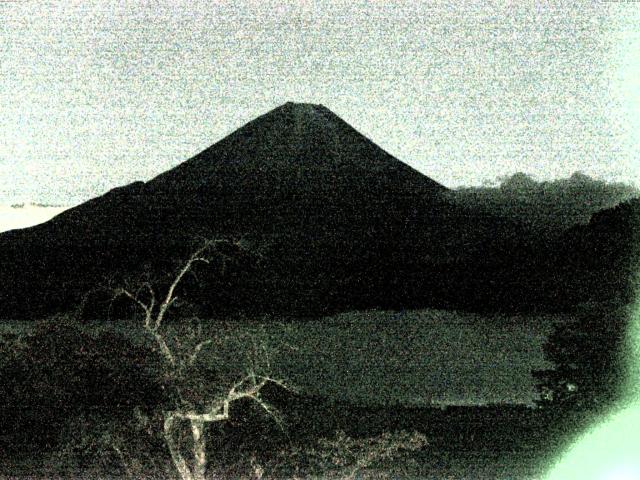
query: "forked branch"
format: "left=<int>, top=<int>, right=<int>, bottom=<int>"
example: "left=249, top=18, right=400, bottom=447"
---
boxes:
left=163, top=372, right=289, bottom=480
left=113, top=238, right=289, bottom=480
left=114, top=239, right=240, bottom=366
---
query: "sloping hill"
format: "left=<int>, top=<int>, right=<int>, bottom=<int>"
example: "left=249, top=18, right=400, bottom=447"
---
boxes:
left=548, top=197, right=640, bottom=308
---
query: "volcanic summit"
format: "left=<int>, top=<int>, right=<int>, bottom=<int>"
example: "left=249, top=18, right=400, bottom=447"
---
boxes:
left=0, top=103, right=513, bottom=318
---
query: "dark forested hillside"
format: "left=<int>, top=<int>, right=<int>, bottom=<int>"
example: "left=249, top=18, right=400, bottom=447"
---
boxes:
left=449, top=172, right=638, bottom=240
left=0, top=103, right=637, bottom=319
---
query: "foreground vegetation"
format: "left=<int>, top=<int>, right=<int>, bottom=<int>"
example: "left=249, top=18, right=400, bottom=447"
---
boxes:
left=0, top=315, right=431, bottom=478
left=0, top=312, right=597, bottom=479
left=0, top=240, right=432, bottom=479
left=0, top=240, right=625, bottom=478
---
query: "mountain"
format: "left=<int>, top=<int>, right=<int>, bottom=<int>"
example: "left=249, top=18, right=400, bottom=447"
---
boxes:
left=1, top=102, right=631, bottom=320
left=0, top=103, right=458, bottom=318
left=0, top=103, right=478, bottom=319
left=150, top=102, right=445, bottom=197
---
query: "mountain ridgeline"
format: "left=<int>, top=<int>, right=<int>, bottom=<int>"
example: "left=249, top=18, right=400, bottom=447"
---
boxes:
left=0, top=103, right=638, bottom=320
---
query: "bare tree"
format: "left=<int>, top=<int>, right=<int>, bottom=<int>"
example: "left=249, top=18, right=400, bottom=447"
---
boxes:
left=115, top=239, right=288, bottom=480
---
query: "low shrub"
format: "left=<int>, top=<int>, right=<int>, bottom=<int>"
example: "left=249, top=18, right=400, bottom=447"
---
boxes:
left=0, top=315, right=167, bottom=454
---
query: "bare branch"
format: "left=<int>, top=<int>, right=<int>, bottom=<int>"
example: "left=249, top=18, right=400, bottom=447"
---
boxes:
left=155, top=241, right=217, bottom=330
left=164, top=413, right=195, bottom=480
left=255, top=375, right=294, bottom=394
left=188, top=339, right=214, bottom=366
left=161, top=365, right=289, bottom=480
left=151, top=330, right=176, bottom=367
left=115, top=288, right=151, bottom=318
left=135, top=281, right=156, bottom=303
left=114, top=237, right=287, bottom=480
left=251, top=396, right=285, bottom=430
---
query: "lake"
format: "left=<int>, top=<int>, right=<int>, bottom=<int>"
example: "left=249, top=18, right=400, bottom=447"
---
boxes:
left=1, top=308, right=560, bottom=407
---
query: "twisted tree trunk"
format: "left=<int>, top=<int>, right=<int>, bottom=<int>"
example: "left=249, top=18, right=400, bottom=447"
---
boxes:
left=191, top=420, right=207, bottom=480
left=164, top=408, right=227, bottom=480
left=116, top=240, right=285, bottom=480
left=164, top=414, right=195, bottom=480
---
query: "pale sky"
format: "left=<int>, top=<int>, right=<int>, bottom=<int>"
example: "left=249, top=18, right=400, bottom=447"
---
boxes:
left=1, top=0, right=639, bottom=215
left=0, top=204, right=67, bottom=232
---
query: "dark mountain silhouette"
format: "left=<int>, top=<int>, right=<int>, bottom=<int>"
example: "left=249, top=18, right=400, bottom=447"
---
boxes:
left=547, top=197, right=640, bottom=308
left=150, top=102, right=445, bottom=196
left=477, top=197, right=640, bottom=312
left=0, top=103, right=635, bottom=319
